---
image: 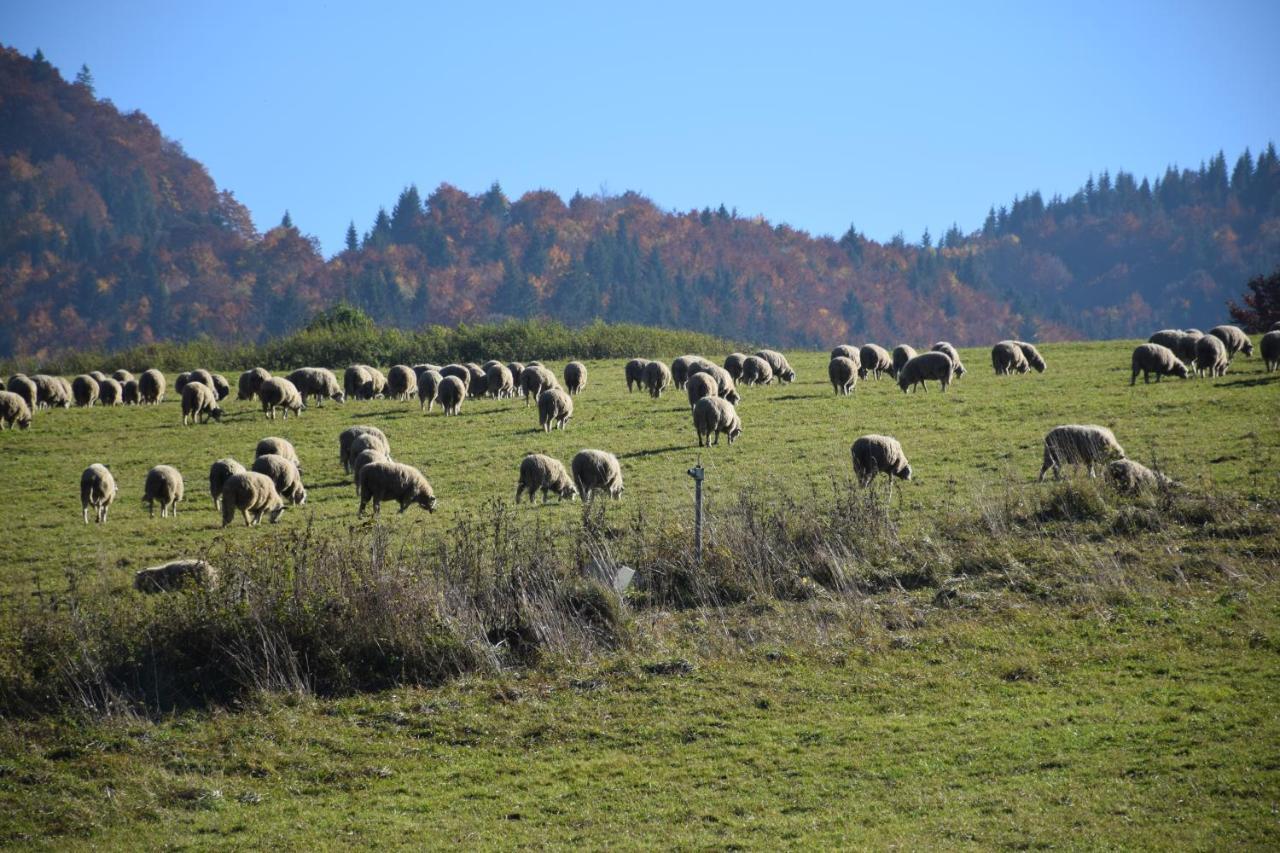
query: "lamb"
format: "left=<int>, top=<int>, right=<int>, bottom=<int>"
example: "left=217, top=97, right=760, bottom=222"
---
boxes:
left=1038, top=425, right=1126, bottom=481
left=1105, top=459, right=1176, bottom=494
left=80, top=463, right=116, bottom=523
left=220, top=471, right=286, bottom=527
left=722, top=353, right=748, bottom=381
left=686, top=372, right=719, bottom=408
left=1194, top=334, right=1230, bottom=377
left=181, top=381, right=223, bottom=425
left=1209, top=325, right=1254, bottom=358
left=208, top=458, right=246, bottom=510
left=671, top=356, right=713, bottom=389
left=850, top=435, right=913, bottom=492
left=418, top=369, right=444, bottom=411
left=538, top=387, right=574, bottom=431
left=143, top=465, right=184, bottom=518
left=121, top=380, right=139, bottom=405
left=564, top=361, right=588, bottom=395
left=828, top=357, right=858, bottom=395
left=740, top=355, right=774, bottom=386
left=252, top=453, right=307, bottom=506
left=756, top=349, right=796, bottom=383
left=32, top=374, right=70, bottom=409
left=465, top=363, right=489, bottom=398
left=1149, top=330, right=1198, bottom=364
left=287, top=367, right=345, bottom=406
left=891, top=345, right=917, bottom=378
left=72, top=374, right=100, bottom=407
left=258, top=377, right=305, bottom=419
left=897, top=351, right=955, bottom=393
left=520, top=365, right=557, bottom=404
left=830, top=344, right=859, bottom=362
left=515, top=453, right=578, bottom=503
left=991, top=341, right=1030, bottom=375
left=386, top=364, right=418, bottom=401
left=1130, top=343, right=1189, bottom=384
left=111, top=369, right=134, bottom=384
left=134, top=560, right=219, bottom=593
left=97, top=377, right=123, bottom=405
left=351, top=447, right=390, bottom=495
left=486, top=363, right=515, bottom=398
left=358, top=461, right=437, bottom=517
left=6, top=374, right=37, bottom=411
left=344, top=365, right=376, bottom=400
left=437, top=375, right=466, bottom=416
left=138, top=368, right=165, bottom=404
left=0, top=390, right=32, bottom=429
left=571, top=449, right=624, bottom=502
left=693, top=396, right=742, bottom=446
left=1261, top=330, right=1280, bottom=372
left=338, top=425, right=388, bottom=473
left=644, top=360, right=672, bottom=398
left=210, top=373, right=231, bottom=400
left=859, top=344, right=893, bottom=379
left=255, top=436, right=301, bottom=473
left=931, top=342, right=967, bottom=377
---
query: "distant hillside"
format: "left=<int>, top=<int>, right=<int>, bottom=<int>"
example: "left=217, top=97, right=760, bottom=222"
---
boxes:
left=1, top=45, right=1277, bottom=357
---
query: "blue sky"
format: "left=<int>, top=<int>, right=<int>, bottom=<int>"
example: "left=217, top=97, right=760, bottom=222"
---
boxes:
left=7, top=1, right=1279, bottom=256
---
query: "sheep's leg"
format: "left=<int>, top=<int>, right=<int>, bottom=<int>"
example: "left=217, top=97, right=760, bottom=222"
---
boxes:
left=83, top=505, right=89, bottom=524
left=1038, top=450, right=1053, bottom=483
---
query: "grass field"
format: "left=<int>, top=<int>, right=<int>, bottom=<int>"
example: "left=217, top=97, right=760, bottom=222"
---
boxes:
left=2, top=339, right=1279, bottom=846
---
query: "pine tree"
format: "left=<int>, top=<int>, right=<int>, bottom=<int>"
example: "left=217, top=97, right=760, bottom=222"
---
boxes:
left=73, top=64, right=95, bottom=96
left=280, top=210, right=294, bottom=229
left=1232, top=149, right=1254, bottom=193
left=920, top=228, right=932, bottom=249
left=345, top=222, right=359, bottom=253
left=390, top=185, right=422, bottom=244
left=368, top=208, right=392, bottom=248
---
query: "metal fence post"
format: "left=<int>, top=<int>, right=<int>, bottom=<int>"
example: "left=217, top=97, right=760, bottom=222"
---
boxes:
left=687, top=462, right=704, bottom=565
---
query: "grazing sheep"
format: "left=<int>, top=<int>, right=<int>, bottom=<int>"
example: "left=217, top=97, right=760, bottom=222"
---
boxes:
left=209, top=458, right=246, bottom=510
left=134, top=560, right=219, bottom=593
left=1209, top=325, right=1254, bottom=358
left=6, top=374, right=37, bottom=411
left=97, top=377, right=123, bottom=405
left=1194, top=334, right=1230, bottom=377
left=1130, top=343, right=1189, bottom=384
left=465, top=363, right=489, bottom=398
left=174, top=372, right=192, bottom=395
left=723, top=353, right=748, bottom=381
left=828, top=357, right=859, bottom=395
left=80, top=463, right=116, bottom=523
left=671, top=356, right=713, bottom=390
left=1106, top=459, right=1176, bottom=494
left=181, top=381, right=223, bottom=425
left=830, top=344, right=859, bottom=362
left=252, top=453, right=307, bottom=506
left=1184, top=328, right=1204, bottom=338
left=258, top=377, right=305, bottom=419
left=644, top=360, right=672, bottom=398
left=486, top=363, right=515, bottom=398
left=851, top=435, right=913, bottom=491
left=690, top=363, right=741, bottom=404
left=1017, top=341, right=1046, bottom=373
left=210, top=373, right=231, bottom=400
left=1148, top=330, right=1199, bottom=365
left=564, top=361, right=588, bottom=395
left=859, top=344, right=893, bottom=379
left=538, top=387, right=574, bottom=431
left=29, top=375, right=64, bottom=409
left=897, top=351, right=955, bottom=393
left=686, top=372, right=719, bottom=408
left=348, top=432, right=392, bottom=470
left=693, top=396, right=742, bottom=446
left=344, top=365, right=374, bottom=400
left=364, top=366, right=388, bottom=398
left=121, top=380, right=139, bottom=405
left=413, top=363, right=442, bottom=381
left=756, top=349, right=796, bottom=383
left=220, top=471, right=286, bottom=527
left=72, top=374, right=100, bottom=407
left=143, top=465, right=184, bottom=518
left=520, top=365, right=557, bottom=404
left=187, top=369, right=216, bottom=393
left=138, top=368, right=165, bottom=404
left=1261, top=330, right=1280, bottom=372
left=931, top=342, right=967, bottom=377
left=255, top=436, right=301, bottom=472
left=351, top=447, right=390, bottom=495
left=338, top=426, right=388, bottom=473
left=506, top=362, right=526, bottom=389
left=1038, top=425, right=1125, bottom=481
left=418, top=369, right=444, bottom=411
left=112, top=369, right=134, bottom=384
left=991, top=341, right=1030, bottom=375
left=515, top=453, right=578, bottom=503
left=437, top=375, right=466, bottom=416
left=891, top=346, right=918, bottom=379
left=89, top=370, right=109, bottom=384
left=386, top=364, right=418, bottom=401
left=358, top=461, right=437, bottom=516
left=287, top=367, right=345, bottom=406
left=436, top=364, right=470, bottom=397
left=624, top=358, right=650, bottom=392
left=571, top=449, right=624, bottom=501
left=740, top=355, right=774, bottom=386
left=0, top=390, right=32, bottom=429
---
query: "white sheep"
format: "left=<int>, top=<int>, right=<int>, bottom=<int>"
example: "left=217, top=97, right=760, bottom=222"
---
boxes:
left=138, top=369, right=165, bottom=404
left=143, top=465, right=184, bottom=518
left=80, top=463, right=117, bottom=523
left=643, top=360, right=672, bottom=398
left=486, top=363, right=515, bottom=398
left=1209, top=325, right=1254, bottom=358
left=515, top=453, right=578, bottom=503
left=1038, top=425, right=1126, bottom=481
left=571, top=450, right=624, bottom=502
left=97, top=377, right=123, bottom=406
left=564, top=361, right=588, bottom=395
left=255, top=436, right=302, bottom=474
left=258, top=377, right=305, bottom=419
left=1105, top=459, right=1176, bottom=494
left=418, top=369, right=444, bottom=411
left=722, top=353, right=748, bottom=381
left=686, top=372, right=719, bottom=409
left=338, top=425, right=388, bottom=472
left=220, top=471, right=286, bottom=527
left=850, top=435, right=912, bottom=493
left=538, top=387, right=573, bottom=431
left=437, top=374, right=466, bottom=416
left=0, top=390, right=32, bottom=429
left=351, top=447, right=390, bottom=495
left=358, top=461, right=437, bottom=516
left=992, top=341, right=1030, bottom=375
left=6, top=375, right=37, bottom=411
left=209, top=458, right=246, bottom=510
left=931, top=342, right=967, bottom=377
left=287, top=367, right=345, bottom=406
left=1014, top=341, right=1046, bottom=372
left=134, top=560, right=219, bottom=593
left=740, top=355, right=773, bottom=386
left=251, top=453, right=307, bottom=506
left=1262, top=330, right=1280, bottom=372
left=859, top=344, right=893, bottom=379
left=72, top=374, right=99, bottom=407
left=625, top=358, right=650, bottom=392
left=238, top=367, right=271, bottom=400
left=386, top=364, right=418, bottom=401
left=1194, top=334, right=1230, bottom=377
left=1130, top=343, right=1189, bottom=384
left=693, top=396, right=742, bottom=446
left=897, top=351, right=955, bottom=393
left=756, top=349, right=796, bottom=383
left=181, top=381, right=223, bottom=425
left=828, top=357, right=858, bottom=395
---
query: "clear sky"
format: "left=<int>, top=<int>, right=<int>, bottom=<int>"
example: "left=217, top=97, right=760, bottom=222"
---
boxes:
left=6, top=1, right=1279, bottom=256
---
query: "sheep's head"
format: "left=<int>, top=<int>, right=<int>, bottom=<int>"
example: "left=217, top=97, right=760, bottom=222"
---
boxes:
left=1243, top=341, right=1255, bottom=356
left=559, top=484, right=579, bottom=501
left=269, top=504, right=286, bottom=523
left=726, top=390, right=741, bottom=405
left=17, top=416, right=30, bottom=430
left=293, top=486, right=307, bottom=506
left=779, top=368, right=796, bottom=383
left=333, top=391, right=346, bottom=404
left=897, top=464, right=913, bottom=481
left=897, top=376, right=910, bottom=393
left=417, top=491, right=438, bottom=513
left=1172, top=361, right=1190, bottom=379
left=209, top=406, right=223, bottom=422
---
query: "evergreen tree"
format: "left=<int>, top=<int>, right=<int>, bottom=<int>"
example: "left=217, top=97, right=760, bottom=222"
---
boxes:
left=73, top=64, right=94, bottom=96
left=838, top=224, right=864, bottom=262
left=840, top=289, right=865, bottom=334
left=344, top=221, right=359, bottom=253
left=920, top=228, right=932, bottom=249
left=982, top=207, right=997, bottom=237
left=1231, top=149, right=1254, bottom=193
left=280, top=210, right=294, bottom=229
left=367, top=208, right=392, bottom=248
left=390, top=185, right=422, bottom=244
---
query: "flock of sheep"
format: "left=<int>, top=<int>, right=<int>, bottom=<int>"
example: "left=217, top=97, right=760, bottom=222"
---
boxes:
left=1133, top=323, right=1280, bottom=383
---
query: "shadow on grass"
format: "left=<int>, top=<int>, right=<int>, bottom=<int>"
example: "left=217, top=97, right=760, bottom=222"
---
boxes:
left=1214, top=375, right=1277, bottom=388
left=617, top=444, right=690, bottom=459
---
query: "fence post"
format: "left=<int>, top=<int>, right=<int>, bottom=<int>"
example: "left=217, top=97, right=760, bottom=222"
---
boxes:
left=687, top=462, right=704, bottom=565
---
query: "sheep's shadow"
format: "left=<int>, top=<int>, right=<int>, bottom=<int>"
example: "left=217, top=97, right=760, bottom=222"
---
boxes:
left=1214, top=375, right=1277, bottom=388
left=617, top=444, right=688, bottom=460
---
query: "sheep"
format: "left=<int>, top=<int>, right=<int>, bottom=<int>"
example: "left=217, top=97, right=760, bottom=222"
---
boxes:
left=1194, top=334, right=1230, bottom=378
left=0, top=390, right=32, bottom=429
left=892, top=346, right=918, bottom=379
left=210, top=373, right=231, bottom=400
left=338, top=426, right=388, bottom=472
left=181, top=381, right=223, bottom=425
left=351, top=447, right=390, bottom=495
left=486, top=363, right=515, bottom=398
left=564, top=361, right=588, bottom=395
left=520, top=365, right=557, bottom=405
left=439, top=364, right=472, bottom=397
left=348, top=432, right=392, bottom=472
left=220, top=471, right=286, bottom=527
left=686, top=372, right=719, bottom=408
left=644, top=360, right=672, bottom=398
left=723, top=353, right=748, bottom=381
left=1130, top=343, right=1189, bottom=384
left=31, top=375, right=69, bottom=409
left=111, top=369, right=134, bottom=384
left=97, top=377, right=123, bottom=405
left=931, top=342, right=967, bottom=377
left=89, top=370, right=109, bottom=384
left=6, top=374, right=37, bottom=411
left=343, top=365, right=372, bottom=399
left=134, top=560, right=219, bottom=593
left=418, top=369, right=444, bottom=411
left=571, top=449, right=624, bottom=502
left=859, top=344, right=893, bottom=379
left=72, top=374, right=100, bottom=407
left=850, top=435, right=913, bottom=492
left=1017, top=341, right=1047, bottom=373
left=671, top=356, right=712, bottom=389
left=1148, top=330, right=1199, bottom=365
left=287, top=368, right=345, bottom=406
left=460, top=363, right=487, bottom=398
left=252, top=453, right=307, bottom=506
left=138, top=368, right=165, bottom=404
left=80, top=463, right=116, bottom=523
left=358, top=461, right=437, bottom=517
left=1038, top=425, right=1125, bottom=481
left=1272, top=322, right=1280, bottom=332
left=121, top=380, right=139, bottom=405
left=1184, top=328, right=1204, bottom=338
left=258, top=377, right=305, bottom=419
left=506, top=362, right=526, bottom=389
left=740, top=355, right=774, bottom=386
left=413, top=363, right=442, bottom=380
left=1261, top=330, right=1280, bottom=372
left=209, top=458, right=246, bottom=510
left=1209, top=325, right=1254, bottom=358
left=693, top=396, right=742, bottom=446
left=515, top=453, right=578, bottom=503
left=187, top=369, right=216, bottom=393
left=143, top=465, right=184, bottom=518
left=828, top=357, right=859, bottom=395
left=897, top=351, right=955, bottom=393
left=364, top=366, right=388, bottom=398
left=255, top=436, right=301, bottom=473
left=386, top=364, right=418, bottom=401
left=437, top=375, right=466, bottom=415
left=1105, top=459, right=1176, bottom=494
left=689, top=363, right=741, bottom=404
left=756, top=349, right=796, bottom=383
left=991, top=341, right=1030, bottom=375
left=830, top=344, right=859, bottom=362
left=174, top=371, right=192, bottom=395
left=538, top=387, right=574, bottom=431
